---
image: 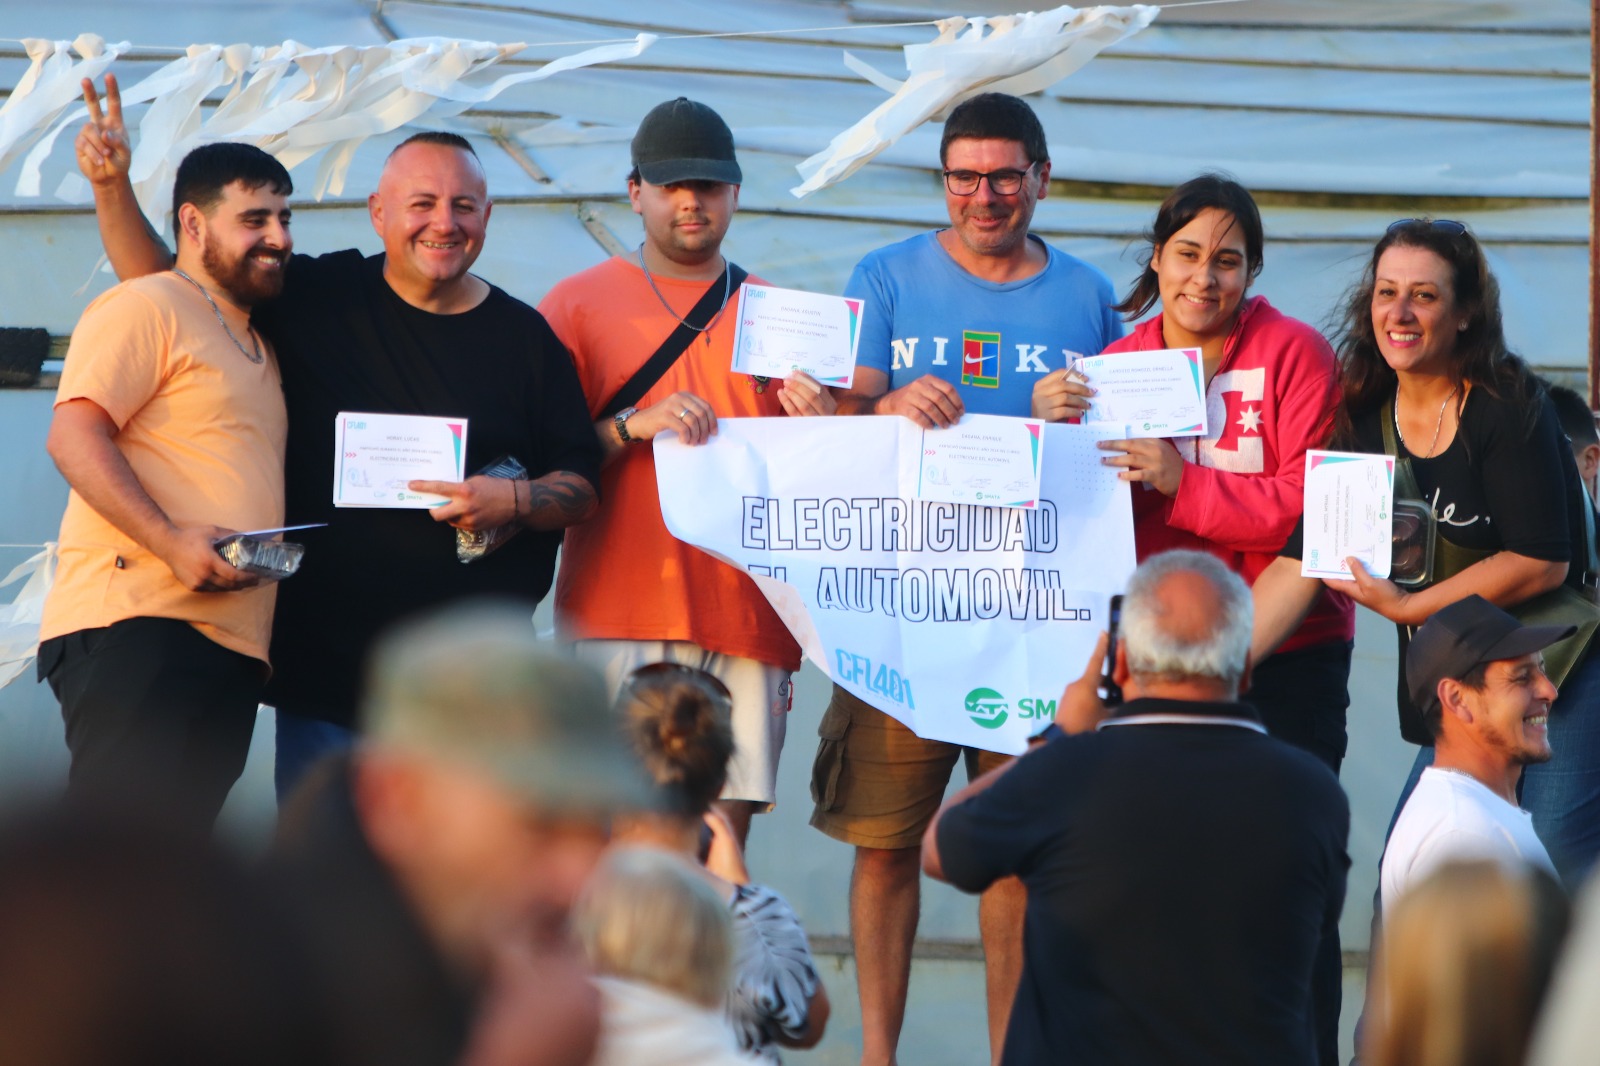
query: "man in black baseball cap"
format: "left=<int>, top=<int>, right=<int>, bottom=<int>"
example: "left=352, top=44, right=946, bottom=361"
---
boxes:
left=1380, top=596, right=1572, bottom=908
left=629, top=97, right=743, bottom=186
left=536, top=98, right=836, bottom=855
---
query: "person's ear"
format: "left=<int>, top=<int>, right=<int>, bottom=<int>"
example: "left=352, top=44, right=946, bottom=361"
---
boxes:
left=1438, top=679, right=1474, bottom=726
left=176, top=202, right=205, bottom=248
left=1578, top=442, right=1600, bottom=486
left=1112, top=642, right=1131, bottom=687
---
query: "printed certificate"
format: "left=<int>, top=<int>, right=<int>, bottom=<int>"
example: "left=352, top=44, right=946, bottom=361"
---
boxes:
left=730, top=282, right=862, bottom=387
left=334, top=412, right=467, bottom=509
left=1077, top=347, right=1207, bottom=437
left=911, top=414, right=1044, bottom=510
left=1300, top=450, right=1395, bottom=579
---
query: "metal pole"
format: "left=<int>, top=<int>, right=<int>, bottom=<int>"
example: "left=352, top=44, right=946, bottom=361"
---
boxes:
left=1590, top=0, right=1598, bottom=407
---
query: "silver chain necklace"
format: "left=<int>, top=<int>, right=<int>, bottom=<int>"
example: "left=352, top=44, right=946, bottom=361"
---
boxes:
left=637, top=246, right=731, bottom=347
left=1394, top=383, right=1458, bottom=459
left=172, top=269, right=263, bottom=364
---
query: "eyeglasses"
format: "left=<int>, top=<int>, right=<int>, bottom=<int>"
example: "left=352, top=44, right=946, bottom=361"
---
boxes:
left=1386, top=218, right=1469, bottom=236
left=943, top=164, right=1036, bottom=197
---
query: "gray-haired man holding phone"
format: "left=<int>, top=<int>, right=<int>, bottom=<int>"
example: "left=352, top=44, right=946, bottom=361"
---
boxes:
left=925, top=550, right=1349, bottom=1066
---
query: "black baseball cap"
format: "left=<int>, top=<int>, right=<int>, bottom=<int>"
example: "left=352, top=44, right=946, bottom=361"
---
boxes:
left=631, top=97, right=742, bottom=186
left=1406, top=595, right=1574, bottom=716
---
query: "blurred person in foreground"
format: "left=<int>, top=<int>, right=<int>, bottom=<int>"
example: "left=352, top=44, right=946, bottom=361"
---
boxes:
left=1254, top=219, right=1600, bottom=887
left=1381, top=595, right=1571, bottom=911
left=613, top=662, right=829, bottom=1061
left=574, top=845, right=761, bottom=1066
left=924, top=550, right=1349, bottom=1065
left=267, top=600, right=648, bottom=1066
left=0, top=804, right=330, bottom=1066
left=1365, top=859, right=1569, bottom=1066
left=1529, top=849, right=1600, bottom=1064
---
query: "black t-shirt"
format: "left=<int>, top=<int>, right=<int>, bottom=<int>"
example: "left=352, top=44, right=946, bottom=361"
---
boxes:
left=937, top=699, right=1349, bottom=1066
left=253, top=251, right=601, bottom=725
left=1282, top=387, right=1586, bottom=741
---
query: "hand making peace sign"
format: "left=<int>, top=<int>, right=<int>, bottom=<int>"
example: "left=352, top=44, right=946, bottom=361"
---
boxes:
left=75, top=73, right=131, bottom=186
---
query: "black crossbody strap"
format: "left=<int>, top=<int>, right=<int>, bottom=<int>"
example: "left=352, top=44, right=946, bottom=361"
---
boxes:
left=599, top=263, right=748, bottom=419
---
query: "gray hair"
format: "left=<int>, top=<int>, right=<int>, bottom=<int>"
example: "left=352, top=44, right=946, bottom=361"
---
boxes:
left=573, top=846, right=732, bottom=1007
left=1121, top=550, right=1253, bottom=688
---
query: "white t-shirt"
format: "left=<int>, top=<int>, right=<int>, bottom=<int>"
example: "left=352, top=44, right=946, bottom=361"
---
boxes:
left=1381, top=766, right=1557, bottom=911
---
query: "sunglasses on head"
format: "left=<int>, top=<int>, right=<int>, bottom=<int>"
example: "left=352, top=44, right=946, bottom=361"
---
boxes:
left=1386, top=218, right=1468, bottom=236
left=622, top=661, right=734, bottom=704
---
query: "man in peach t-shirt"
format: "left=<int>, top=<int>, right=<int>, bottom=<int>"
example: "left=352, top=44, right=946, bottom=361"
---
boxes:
left=37, top=143, right=292, bottom=829
left=540, top=99, right=835, bottom=846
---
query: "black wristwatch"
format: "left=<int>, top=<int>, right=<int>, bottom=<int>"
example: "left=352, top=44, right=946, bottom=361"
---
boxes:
left=1028, top=723, right=1064, bottom=748
left=613, top=406, right=640, bottom=444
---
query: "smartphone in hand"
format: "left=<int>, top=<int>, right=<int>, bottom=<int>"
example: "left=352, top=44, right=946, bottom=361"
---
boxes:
left=1100, top=594, right=1124, bottom=707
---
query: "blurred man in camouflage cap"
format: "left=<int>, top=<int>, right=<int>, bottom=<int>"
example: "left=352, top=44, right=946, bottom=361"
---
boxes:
left=268, top=600, right=649, bottom=1066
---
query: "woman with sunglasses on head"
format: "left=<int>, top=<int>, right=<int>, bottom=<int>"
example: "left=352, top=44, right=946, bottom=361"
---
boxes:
left=1255, top=218, right=1600, bottom=887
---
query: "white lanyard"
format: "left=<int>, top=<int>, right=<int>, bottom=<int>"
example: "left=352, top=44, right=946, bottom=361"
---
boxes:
left=1097, top=714, right=1268, bottom=734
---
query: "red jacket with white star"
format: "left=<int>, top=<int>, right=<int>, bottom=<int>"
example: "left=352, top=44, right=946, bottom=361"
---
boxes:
left=1101, top=295, right=1354, bottom=652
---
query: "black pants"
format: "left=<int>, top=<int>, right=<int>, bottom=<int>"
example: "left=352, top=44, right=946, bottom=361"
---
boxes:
left=1246, top=640, right=1353, bottom=1066
left=39, top=617, right=265, bottom=831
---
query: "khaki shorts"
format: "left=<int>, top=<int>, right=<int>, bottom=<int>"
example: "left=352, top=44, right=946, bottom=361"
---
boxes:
left=809, top=684, right=1013, bottom=849
left=575, top=638, right=792, bottom=809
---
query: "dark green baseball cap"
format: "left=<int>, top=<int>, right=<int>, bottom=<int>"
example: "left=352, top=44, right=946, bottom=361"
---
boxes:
left=631, top=97, right=742, bottom=186
left=361, top=600, right=651, bottom=816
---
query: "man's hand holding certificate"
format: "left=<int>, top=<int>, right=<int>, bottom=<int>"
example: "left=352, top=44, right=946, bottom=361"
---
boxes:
left=731, top=282, right=862, bottom=387
left=334, top=412, right=468, bottom=509
left=910, top=414, right=1045, bottom=510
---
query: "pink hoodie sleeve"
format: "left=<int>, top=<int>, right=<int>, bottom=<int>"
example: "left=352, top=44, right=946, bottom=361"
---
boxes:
left=1164, top=314, right=1340, bottom=554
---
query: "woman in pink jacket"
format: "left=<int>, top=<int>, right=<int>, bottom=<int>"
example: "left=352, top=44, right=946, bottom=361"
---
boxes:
left=1087, top=173, right=1355, bottom=767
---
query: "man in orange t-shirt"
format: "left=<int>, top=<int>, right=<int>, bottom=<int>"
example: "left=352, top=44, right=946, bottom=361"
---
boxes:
left=539, top=99, right=835, bottom=844
left=37, top=143, right=293, bottom=829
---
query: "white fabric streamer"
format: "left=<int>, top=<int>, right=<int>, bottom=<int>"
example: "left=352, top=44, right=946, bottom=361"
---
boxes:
left=8, top=33, right=655, bottom=224
left=0, top=35, right=128, bottom=187
left=0, top=545, right=56, bottom=691
left=791, top=4, right=1158, bottom=198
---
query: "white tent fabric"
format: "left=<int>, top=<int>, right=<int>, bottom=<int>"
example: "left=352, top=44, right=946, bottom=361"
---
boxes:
left=0, top=34, right=126, bottom=177
left=6, top=32, right=657, bottom=223
left=792, top=3, right=1156, bottom=195
left=0, top=1, right=1586, bottom=378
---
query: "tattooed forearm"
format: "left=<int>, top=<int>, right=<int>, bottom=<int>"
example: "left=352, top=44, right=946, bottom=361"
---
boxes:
left=519, top=470, right=599, bottom=530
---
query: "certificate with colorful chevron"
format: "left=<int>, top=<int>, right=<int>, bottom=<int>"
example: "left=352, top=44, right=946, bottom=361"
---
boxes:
left=1301, top=450, right=1395, bottom=580
left=1076, top=347, right=1207, bottom=438
left=333, top=412, right=467, bottom=509
left=731, top=283, right=863, bottom=388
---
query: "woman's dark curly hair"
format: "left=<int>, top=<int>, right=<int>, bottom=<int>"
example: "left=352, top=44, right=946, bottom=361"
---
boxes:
left=1334, top=219, right=1542, bottom=442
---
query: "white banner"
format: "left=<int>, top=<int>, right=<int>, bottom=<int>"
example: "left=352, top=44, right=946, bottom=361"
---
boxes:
left=655, top=416, right=1136, bottom=755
